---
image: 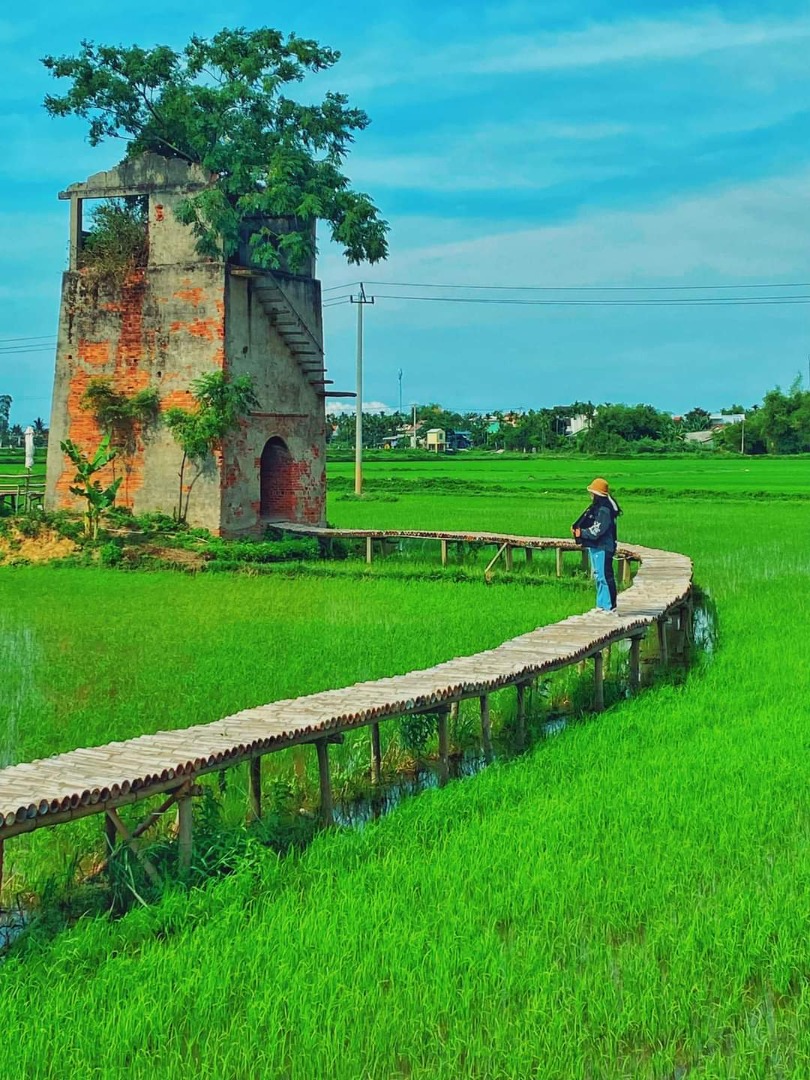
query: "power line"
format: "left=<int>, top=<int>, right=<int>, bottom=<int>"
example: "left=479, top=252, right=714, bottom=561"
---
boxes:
left=369, top=293, right=810, bottom=307
left=323, top=281, right=360, bottom=293
left=0, top=334, right=57, bottom=344
left=0, top=346, right=57, bottom=356
left=364, top=278, right=810, bottom=293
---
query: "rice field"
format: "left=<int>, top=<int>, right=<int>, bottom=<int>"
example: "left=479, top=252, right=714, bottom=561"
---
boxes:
left=1, top=456, right=810, bottom=1078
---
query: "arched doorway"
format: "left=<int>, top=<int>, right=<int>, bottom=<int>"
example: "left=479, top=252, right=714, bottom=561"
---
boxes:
left=260, top=437, right=295, bottom=520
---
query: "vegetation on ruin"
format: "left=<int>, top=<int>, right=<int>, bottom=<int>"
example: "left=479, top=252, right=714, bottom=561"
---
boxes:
left=2, top=458, right=810, bottom=1076
left=165, top=371, right=258, bottom=523
left=59, top=434, right=122, bottom=539
left=80, top=377, right=160, bottom=459
left=77, top=196, right=149, bottom=284
left=42, top=28, right=389, bottom=270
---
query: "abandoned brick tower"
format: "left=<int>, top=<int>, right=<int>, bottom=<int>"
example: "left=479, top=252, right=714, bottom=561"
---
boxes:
left=45, top=153, right=330, bottom=533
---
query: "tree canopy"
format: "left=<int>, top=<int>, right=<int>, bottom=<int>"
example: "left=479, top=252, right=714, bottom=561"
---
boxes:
left=42, top=28, right=389, bottom=271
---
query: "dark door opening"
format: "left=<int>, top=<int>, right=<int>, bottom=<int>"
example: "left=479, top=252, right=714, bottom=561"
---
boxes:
left=260, top=437, right=295, bottom=520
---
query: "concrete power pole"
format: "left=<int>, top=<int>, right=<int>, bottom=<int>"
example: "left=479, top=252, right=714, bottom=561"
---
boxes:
left=398, top=368, right=403, bottom=416
left=411, top=403, right=418, bottom=449
left=351, top=284, right=374, bottom=495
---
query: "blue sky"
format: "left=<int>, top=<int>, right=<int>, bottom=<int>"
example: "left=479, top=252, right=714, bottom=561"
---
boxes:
left=2, top=1, right=810, bottom=424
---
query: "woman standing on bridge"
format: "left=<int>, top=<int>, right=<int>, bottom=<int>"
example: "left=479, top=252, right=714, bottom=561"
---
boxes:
left=572, top=478, right=622, bottom=613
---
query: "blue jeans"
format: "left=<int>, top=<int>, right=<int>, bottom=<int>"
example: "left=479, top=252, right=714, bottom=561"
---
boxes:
left=588, top=548, right=615, bottom=610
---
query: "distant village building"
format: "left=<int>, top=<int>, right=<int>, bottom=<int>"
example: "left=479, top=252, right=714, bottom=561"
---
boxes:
left=709, top=413, right=746, bottom=427
left=45, top=153, right=332, bottom=535
left=425, top=428, right=447, bottom=453
left=566, top=414, right=592, bottom=437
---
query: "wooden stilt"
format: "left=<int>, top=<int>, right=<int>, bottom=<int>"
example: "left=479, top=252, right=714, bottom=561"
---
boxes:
left=177, top=793, right=193, bottom=874
left=525, top=547, right=533, bottom=566
left=0, top=838, right=4, bottom=901
left=504, top=545, right=513, bottom=571
left=629, top=635, right=642, bottom=693
left=370, top=722, right=382, bottom=785
left=581, top=548, right=590, bottom=573
left=593, top=651, right=605, bottom=712
left=440, top=539, right=448, bottom=567
left=365, top=536, right=373, bottom=565
left=622, top=557, right=632, bottom=585
left=516, top=682, right=528, bottom=744
left=104, top=812, right=117, bottom=853
left=480, top=695, right=492, bottom=758
left=437, top=708, right=450, bottom=782
left=657, top=618, right=669, bottom=665
left=106, top=808, right=161, bottom=885
left=556, top=547, right=563, bottom=578
left=315, top=739, right=334, bottom=827
left=248, top=756, right=262, bottom=821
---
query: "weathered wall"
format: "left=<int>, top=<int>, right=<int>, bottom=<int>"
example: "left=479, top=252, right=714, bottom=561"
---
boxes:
left=221, top=272, right=327, bottom=533
left=45, top=259, right=227, bottom=530
left=46, top=155, right=327, bottom=534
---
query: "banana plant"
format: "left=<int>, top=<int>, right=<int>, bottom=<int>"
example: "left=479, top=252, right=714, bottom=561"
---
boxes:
left=61, top=435, right=123, bottom=539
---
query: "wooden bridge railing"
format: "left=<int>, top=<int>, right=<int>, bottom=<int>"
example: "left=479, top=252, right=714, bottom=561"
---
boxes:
left=0, top=530, right=693, bottom=894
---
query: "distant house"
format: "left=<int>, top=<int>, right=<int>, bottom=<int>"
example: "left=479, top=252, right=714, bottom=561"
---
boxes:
left=684, top=430, right=715, bottom=445
left=566, top=414, right=592, bottom=437
left=709, top=413, right=745, bottom=427
left=425, top=428, right=447, bottom=453
left=446, top=429, right=472, bottom=451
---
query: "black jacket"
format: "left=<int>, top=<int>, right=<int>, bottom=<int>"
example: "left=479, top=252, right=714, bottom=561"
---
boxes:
left=573, top=495, right=620, bottom=553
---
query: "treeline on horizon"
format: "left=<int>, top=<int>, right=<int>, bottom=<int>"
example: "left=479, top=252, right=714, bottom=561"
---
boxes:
left=328, top=379, right=810, bottom=456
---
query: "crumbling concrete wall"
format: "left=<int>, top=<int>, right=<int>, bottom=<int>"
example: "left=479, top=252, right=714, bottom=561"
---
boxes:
left=45, top=154, right=327, bottom=534
left=221, top=272, right=326, bottom=532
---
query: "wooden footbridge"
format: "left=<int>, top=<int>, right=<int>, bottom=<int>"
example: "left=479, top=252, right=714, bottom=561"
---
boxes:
left=0, top=530, right=692, bottom=894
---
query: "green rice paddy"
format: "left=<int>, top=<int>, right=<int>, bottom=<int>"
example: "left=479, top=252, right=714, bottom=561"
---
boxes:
left=2, top=455, right=810, bottom=1078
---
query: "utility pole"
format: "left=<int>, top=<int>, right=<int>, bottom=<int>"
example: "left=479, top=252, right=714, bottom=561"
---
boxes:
left=350, top=284, right=374, bottom=495
left=398, top=368, right=403, bottom=416
left=411, top=403, right=418, bottom=449
left=741, top=412, right=745, bottom=455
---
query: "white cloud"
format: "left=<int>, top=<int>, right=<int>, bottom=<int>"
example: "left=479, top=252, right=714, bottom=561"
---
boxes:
left=342, top=11, right=810, bottom=91
left=320, top=166, right=810, bottom=325
left=471, top=14, right=810, bottom=76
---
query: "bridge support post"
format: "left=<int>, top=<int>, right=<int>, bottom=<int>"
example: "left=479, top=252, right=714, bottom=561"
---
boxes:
left=315, top=738, right=334, bottom=827
left=480, top=695, right=493, bottom=760
left=370, top=723, right=382, bottom=785
left=249, top=756, right=262, bottom=821
left=437, top=707, right=450, bottom=783
left=365, top=536, right=373, bottom=565
left=556, top=548, right=563, bottom=578
left=441, top=539, right=448, bottom=567
left=525, top=547, right=533, bottom=566
left=622, top=558, right=632, bottom=585
left=504, top=545, right=513, bottom=572
left=581, top=548, right=590, bottom=574
left=104, top=811, right=117, bottom=854
left=657, top=617, right=669, bottom=665
left=516, top=682, right=529, bottom=745
left=629, top=635, right=643, bottom=693
left=0, top=838, right=4, bottom=901
left=177, top=790, right=193, bottom=874
left=593, top=652, right=605, bottom=712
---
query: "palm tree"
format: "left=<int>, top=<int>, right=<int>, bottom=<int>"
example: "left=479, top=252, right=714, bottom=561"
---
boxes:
left=32, top=417, right=49, bottom=446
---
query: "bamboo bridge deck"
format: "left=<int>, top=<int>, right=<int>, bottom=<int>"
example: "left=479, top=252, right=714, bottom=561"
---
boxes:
left=0, top=530, right=693, bottom=887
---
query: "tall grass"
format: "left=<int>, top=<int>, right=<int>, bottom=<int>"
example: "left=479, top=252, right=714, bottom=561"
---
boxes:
left=2, top=462, right=810, bottom=1077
